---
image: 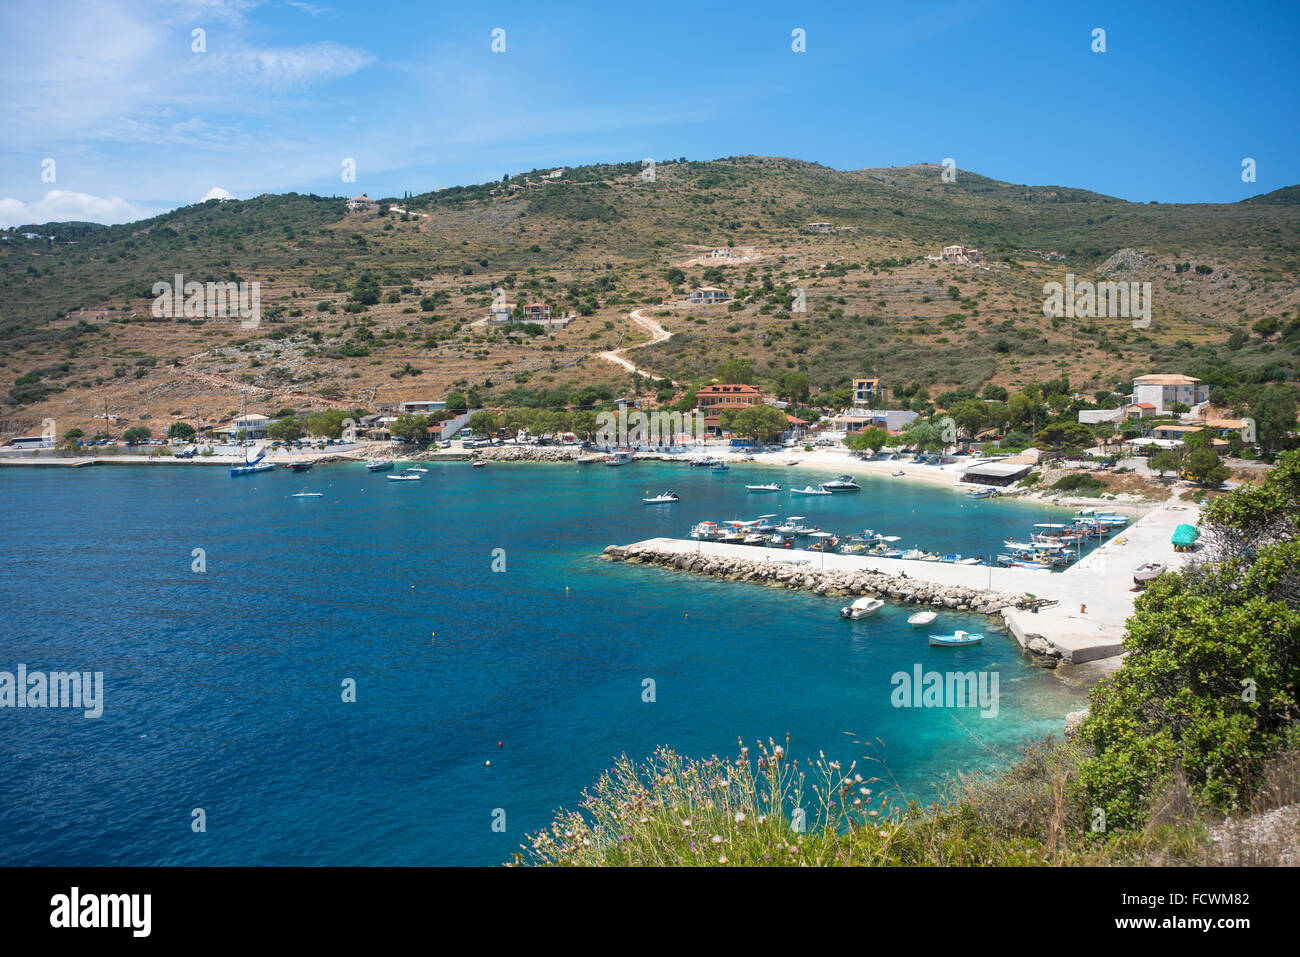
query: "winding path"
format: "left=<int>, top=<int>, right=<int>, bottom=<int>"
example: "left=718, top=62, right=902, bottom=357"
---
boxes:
left=598, top=306, right=676, bottom=383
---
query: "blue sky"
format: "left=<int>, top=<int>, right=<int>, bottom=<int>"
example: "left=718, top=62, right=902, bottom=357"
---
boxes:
left=2, top=0, right=1297, bottom=226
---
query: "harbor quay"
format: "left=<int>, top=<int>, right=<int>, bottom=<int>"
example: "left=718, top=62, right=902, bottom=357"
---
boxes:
left=605, top=502, right=1198, bottom=665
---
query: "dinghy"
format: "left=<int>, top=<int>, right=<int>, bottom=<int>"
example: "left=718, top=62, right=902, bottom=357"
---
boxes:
left=907, top=610, right=937, bottom=627
left=642, top=491, right=680, bottom=504
left=840, top=596, right=884, bottom=619
left=929, top=630, right=983, bottom=647
left=1133, top=561, right=1166, bottom=584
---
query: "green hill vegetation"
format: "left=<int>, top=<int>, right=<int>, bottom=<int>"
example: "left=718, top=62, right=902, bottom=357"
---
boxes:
left=1, top=157, right=1297, bottom=439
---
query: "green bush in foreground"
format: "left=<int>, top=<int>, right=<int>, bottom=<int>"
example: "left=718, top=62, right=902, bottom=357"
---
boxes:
left=1079, top=450, right=1300, bottom=828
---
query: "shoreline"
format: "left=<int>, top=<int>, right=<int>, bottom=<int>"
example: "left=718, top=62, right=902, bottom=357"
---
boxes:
left=0, top=441, right=1165, bottom=511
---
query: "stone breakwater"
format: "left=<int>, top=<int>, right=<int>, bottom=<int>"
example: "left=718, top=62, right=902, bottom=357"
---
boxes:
left=602, top=542, right=1026, bottom=617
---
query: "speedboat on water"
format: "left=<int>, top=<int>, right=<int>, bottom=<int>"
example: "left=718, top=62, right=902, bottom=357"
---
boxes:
left=840, top=597, right=884, bottom=619
left=746, top=483, right=782, bottom=492
left=709, top=461, right=729, bottom=471
left=366, top=458, right=394, bottom=472
left=387, top=471, right=421, bottom=481
left=821, top=474, right=861, bottom=492
left=791, top=485, right=832, bottom=496
left=291, top=487, right=323, bottom=498
left=642, top=491, right=680, bottom=504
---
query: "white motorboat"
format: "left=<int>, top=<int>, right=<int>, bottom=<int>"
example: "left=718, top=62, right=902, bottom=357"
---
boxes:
left=387, top=472, right=422, bottom=481
left=821, top=474, right=861, bottom=492
left=840, top=597, right=884, bottom=620
left=406, top=466, right=429, bottom=473
left=291, top=487, right=323, bottom=498
left=1133, top=561, right=1166, bottom=584
left=606, top=450, right=634, bottom=466
left=472, top=460, right=487, bottom=468
left=791, top=485, right=832, bottom=496
left=642, top=491, right=680, bottom=504
left=966, top=487, right=997, bottom=498
left=907, top=610, right=938, bottom=627
left=366, top=458, right=394, bottom=472
left=746, top=483, right=782, bottom=492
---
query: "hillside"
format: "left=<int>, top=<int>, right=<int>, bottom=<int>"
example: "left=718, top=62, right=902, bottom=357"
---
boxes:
left=2, top=156, right=1298, bottom=438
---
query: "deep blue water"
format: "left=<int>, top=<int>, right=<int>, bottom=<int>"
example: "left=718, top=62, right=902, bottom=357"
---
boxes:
left=0, top=460, right=1083, bottom=865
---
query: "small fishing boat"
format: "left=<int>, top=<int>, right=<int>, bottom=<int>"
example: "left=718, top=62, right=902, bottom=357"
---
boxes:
left=901, top=548, right=937, bottom=561
left=930, top=630, right=983, bottom=647
left=472, top=460, right=487, bottom=468
left=642, top=491, right=680, bottom=504
left=966, top=486, right=996, bottom=498
left=891, top=470, right=905, bottom=477
left=840, top=596, right=884, bottom=619
left=1133, top=561, right=1166, bottom=584
left=690, top=521, right=720, bottom=540
left=406, top=466, right=429, bottom=473
left=821, top=474, right=861, bottom=492
left=606, top=450, right=633, bottom=466
left=291, top=487, right=323, bottom=498
left=791, top=485, right=832, bottom=496
left=689, top=456, right=715, bottom=468
left=366, top=458, right=394, bottom=472
left=387, top=472, right=422, bottom=482
left=907, top=610, right=938, bottom=627
left=709, top=461, right=729, bottom=472
left=746, top=483, right=782, bottom=492
left=287, top=460, right=313, bottom=472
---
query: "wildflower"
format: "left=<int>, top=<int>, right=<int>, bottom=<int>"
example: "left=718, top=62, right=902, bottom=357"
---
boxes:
left=734, top=812, right=746, bottom=824
left=711, top=834, right=724, bottom=844
left=681, top=818, right=693, bottom=828
left=639, top=817, right=649, bottom=824
left=718, top=855, right=728, bottom=864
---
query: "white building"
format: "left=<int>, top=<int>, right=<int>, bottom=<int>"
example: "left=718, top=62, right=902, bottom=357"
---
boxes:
left=1131, top=375, right=1211, bottom=414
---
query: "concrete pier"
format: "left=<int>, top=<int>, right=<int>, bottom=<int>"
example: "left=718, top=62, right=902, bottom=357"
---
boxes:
left=608, top=501, right=1199, bottom=664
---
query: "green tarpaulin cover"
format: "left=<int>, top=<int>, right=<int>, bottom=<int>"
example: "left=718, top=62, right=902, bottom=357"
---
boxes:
left=1172, top=523, right=1199, bottom=546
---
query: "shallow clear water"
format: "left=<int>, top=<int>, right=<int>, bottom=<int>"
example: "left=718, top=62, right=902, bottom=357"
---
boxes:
left=0, top=460, right=1083, bottom=865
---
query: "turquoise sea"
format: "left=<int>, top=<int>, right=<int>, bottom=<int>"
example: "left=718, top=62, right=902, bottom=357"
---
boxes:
left=0, top=460, right=1084, bottom=865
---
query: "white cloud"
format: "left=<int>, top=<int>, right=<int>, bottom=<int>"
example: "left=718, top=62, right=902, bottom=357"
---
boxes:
left=0, top=190, right=158, bottom=228
left=217, top=42, right=374, bottom=88
left=200, top=186, right=233, bottom=201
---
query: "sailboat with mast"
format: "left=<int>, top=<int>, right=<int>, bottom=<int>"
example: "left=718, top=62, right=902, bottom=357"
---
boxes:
left=230, top=379, right=274, bottom=477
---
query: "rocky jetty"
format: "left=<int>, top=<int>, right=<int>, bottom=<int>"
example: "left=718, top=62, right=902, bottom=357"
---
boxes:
left=601, top=541, right=1026, bottom=616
